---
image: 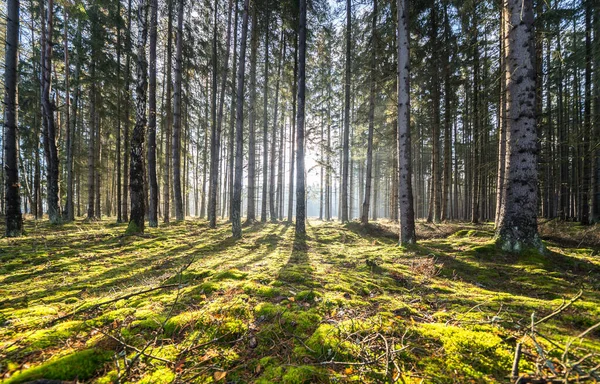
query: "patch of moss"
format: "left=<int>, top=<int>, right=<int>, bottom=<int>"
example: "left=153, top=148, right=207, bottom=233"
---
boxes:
left=138, top=367, right=175, bottom=384
left=3, top=349, right=111, bottom=384
left=212, top=269, right=248, bottom=281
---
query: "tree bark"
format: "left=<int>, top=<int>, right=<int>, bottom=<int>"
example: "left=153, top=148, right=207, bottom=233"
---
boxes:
left=147, top=0, right=158, bottom=227
left=128, top=0, right=149, bottom=234
left=441, top=3, right=451, bottom=222
left=295, top=0, right=307, bottom=235
left=341, top=0, right=352, bottom=223
left=246, top=6, right=258, bottom=222
left=287, top=35, right=298, bottom=223
left=397, top=0, right=416, bottom=245
left=232, top=0, right=250, bottom=238
left=123, top=0, right=132, bottom=222
left=4, top=0, right=22, bottom=236
left=228, top=0, right=239, bottom=221
left=172, top=0, right=185, bottom=221
left=270, top=31, right=284, bottom=221
left=496, top=0, right=542, bottom=252
left=581, top=0, right=592, bottom=225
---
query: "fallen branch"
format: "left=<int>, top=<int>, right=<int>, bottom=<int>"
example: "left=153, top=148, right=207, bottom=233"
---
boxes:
left=96, top=328, right=174, bottom=365
left=534, top=290, right=583, bottom=326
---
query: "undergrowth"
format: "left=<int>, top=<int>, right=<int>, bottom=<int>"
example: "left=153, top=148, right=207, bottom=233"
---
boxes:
left=0, top=218, right=598, bottom=383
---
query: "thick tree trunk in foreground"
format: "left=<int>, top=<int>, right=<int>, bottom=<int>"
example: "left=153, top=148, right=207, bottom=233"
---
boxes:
left=232, top=0, right=250, bottom=238
left=496, top=0, right=542, bottom=253
left=4, top=0, right=22, bottom=237
left=397, top=0, right=416, bottom=245
left=172, top=0, right=185, bottom=221
left=128, top=0, right=149, bottom=234
left=295, top=0, right=307, bottom=235
left=147, top=0, right=159, bottom=227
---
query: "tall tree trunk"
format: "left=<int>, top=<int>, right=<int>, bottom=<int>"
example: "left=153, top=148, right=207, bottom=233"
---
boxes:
left=471, top=12, right=480, bottom=224
left=208, top=0, right=220, bottom=227
left=270, top=31, right=284, bottom=221
left=441, top=3, right=451, bottom=222
left=232, top=0, right=250, bottom=238
left=287, top=35, right=298, bottom=222
left=87, top=59, right=96, bottom=220
left=42, top=0, right=61, bottom=224
left=361, top=0, right=377, bottom=225
left=4, top=0, right=22, bottom=236
left=228, top=0, right=239, bottom=221
left=123, top=0, right=132, bottom=222
left=592, top=5, right=600, bottom=223
left=295, top=0, right=307, bottom=235
left=261, top=8, right=270, bottom=223
left=128, top=0, right=149, bottom=233
left=397, top=0, right=416, bottom=245
left=341, top=0, right=352, bottom=223
left=63, top=6, right=74, bottom=222
left=495, top=0, right=507, bottom=226
left=172, top=0, right=184, bottom=221
left=430, top=2, right=441, bottom=223
left=496, top=0, right=542, bottom=252
left=246, top=6, right=258, bottom=222
left=116, top=2, right=123, bottom=223
left=147, top=0, right=158, bottom=227
left=581, top=0, right=592, bottom=225
left=163, top=0, right=173, bottom=223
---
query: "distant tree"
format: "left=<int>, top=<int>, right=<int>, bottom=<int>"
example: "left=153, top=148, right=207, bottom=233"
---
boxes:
left=4, top=0, right=23, bottom=237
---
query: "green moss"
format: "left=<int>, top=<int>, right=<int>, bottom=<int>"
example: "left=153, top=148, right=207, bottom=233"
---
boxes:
left=3, top=349, right=111, bottom=384
left=212, top=269, right=248, bottom=281
left=138, top=367, right=175, bottom=384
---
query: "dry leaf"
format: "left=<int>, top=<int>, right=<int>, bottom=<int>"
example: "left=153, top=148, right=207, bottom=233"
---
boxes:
left=214, top=371, right=227, bottom=381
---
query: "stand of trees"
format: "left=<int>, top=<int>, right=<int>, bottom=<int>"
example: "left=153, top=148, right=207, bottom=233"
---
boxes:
left=3, top=0, right=599, bottom=252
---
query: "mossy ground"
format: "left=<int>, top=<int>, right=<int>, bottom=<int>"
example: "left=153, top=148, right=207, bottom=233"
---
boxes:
left=1, top=218, right=599, bottom=383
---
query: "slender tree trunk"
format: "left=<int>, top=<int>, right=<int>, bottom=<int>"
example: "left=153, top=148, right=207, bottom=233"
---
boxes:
left=287, top=36, right=298, bottom=223
left=495, top=0, right=507, bottom=227
left=63, top=6, right=74, bottom=222
left=116, top=3, right=123, bottom=223
left=361, top=0, right=377, bottom=225
left=232, top=0, right=250, bottom=238
left=581, top=1, right=592, bottom=225
left=172, top=0, right=185, bottom=221
left=295, top=0, right=307, bottom=235
left=341, top=0, right=352, bottom=223
left=397, top=0, right=416, bottom=245
left=128, top=0, right=149, bottom=233
left=123, top=0, right=132, bottom=222
left=208, top=0, right=220, bottom=227
left=228, top=0, right=239, bottom=221
left=592, top=6, right=600, bottom=223
left=87, top=59, right=96, bottom=220
left=496, top=0, right=541, bottom=252
left=4, top=0, right=22, bottom=236
left=261, top=8, right=270, bottom=223
left=441, top=3, right=451, bottom=222
left=147, top=0, right=158, bottom=227
left=270, top=31, right=284, bottom=221
left=246, top=6, right=258, bottom=222
left=430, top=3, right=441, bottom=223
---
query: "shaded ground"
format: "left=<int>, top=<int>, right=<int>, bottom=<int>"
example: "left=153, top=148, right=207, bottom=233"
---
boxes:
left=0, top=218, right=599, bottom=383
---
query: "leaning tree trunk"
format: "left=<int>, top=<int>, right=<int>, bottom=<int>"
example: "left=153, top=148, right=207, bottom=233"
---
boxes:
left=128, top=0, right=149, bottom=234
left=42, top=0, right=61, bottom=224
left=147, top=0, right=158, bottom=227
left=361, top=0, right=377, bottom=225
left=172, top=0, right=185, bottom=221
left=232, top=0, right=251, bottom=239
left=295, top=0, right=307, bottom=236
left=4, top=0, right=22, bottom=236
left=341, top=0, right=352, bottom=223
left=495, top=0, right=542, bottom=253
left=397, top=0, right=416, bottom=245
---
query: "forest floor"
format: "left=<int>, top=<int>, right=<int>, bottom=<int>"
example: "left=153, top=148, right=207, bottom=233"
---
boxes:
left=0, top=218, right=599, bottom=383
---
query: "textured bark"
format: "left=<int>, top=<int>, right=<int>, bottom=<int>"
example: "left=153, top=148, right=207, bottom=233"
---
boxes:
left=116, top=4, right=123, bottom=223
left=123, top=0, right=132, bottom=222
left=270, top=32, right=284, bottom=221
left=430, top=3, right=441, bottom=223
left=295, top=0, right=307, bottom=235
left=87, top=61, right=96, bottom=220
left=593, top=6, right=600, bottom=223
left=63, top=7, right=74, bottom=222
left=495, top=1, right=507, bottom=227
left=287, top=37, right=298, bottom=222
left=581, top=1, right=592, bottom=225
left=147, top=0, right=158, bottom=227
left=128, top=0, right=149, bottom=234
left=172, top=0, right=184, bottom=221
left=232, top=0, right=250, bottom=238
left=397, top=0, right=416, bottom=245
left=441, top=4, right=451, bottom=222
left=41, top=0, right=61, bottom=224
left=557, top=30, right=567, bottom=220
left=361, top=0, right=377, bottom=225
left=471, top=12, right=480, bottom=224
left=246, top=7, right=258, bottom=222
left=228, top=0, right=238, bottom=221
left=4, top=0, right=22, bottom=236
left=496, top=0, right=542, bottom=252
left=163, top=0, right=173, bottom=223
left=341, top=0, right=351, bottom=223
left=261, top=8, right=270, bottom=223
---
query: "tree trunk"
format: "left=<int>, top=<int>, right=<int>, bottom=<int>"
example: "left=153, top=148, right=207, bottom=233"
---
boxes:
left=581, top=1, right=592, bottom=225
left=128, top=0, right=148, bottom=233
left=228, top=0, right=239, bottom=221
left=441, top=3, right=451, bottom=222
left=397, top=0, right=416, bottom=245
left=361, top=0, right=377, bottom=225
left=495, top=0, right=507, bottom=227
left=341, top=0, right=352, bottom=223
left=270, top=31, right=284, bottom=221
left=147, top=0, right=158, bottom=227
left=430, top=3, right=441, bottom=223
left=246, top=6, right=258, bottom=222
left=4, top=0, right=22, bottom=236
left=172, top=0, right=184, bottom=221
left=261, top=8, right=270, bottom=223
left=496, top=0, right=542, bottom=252
left=232, top=0, right=250, bottom=238
left=295, top=0, right=307, bottom=235
left=208, top=0, right=220, bottom=227
left=287, top=36, right=298, bottom=223
left=123, top=0, right=132, bottom=222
